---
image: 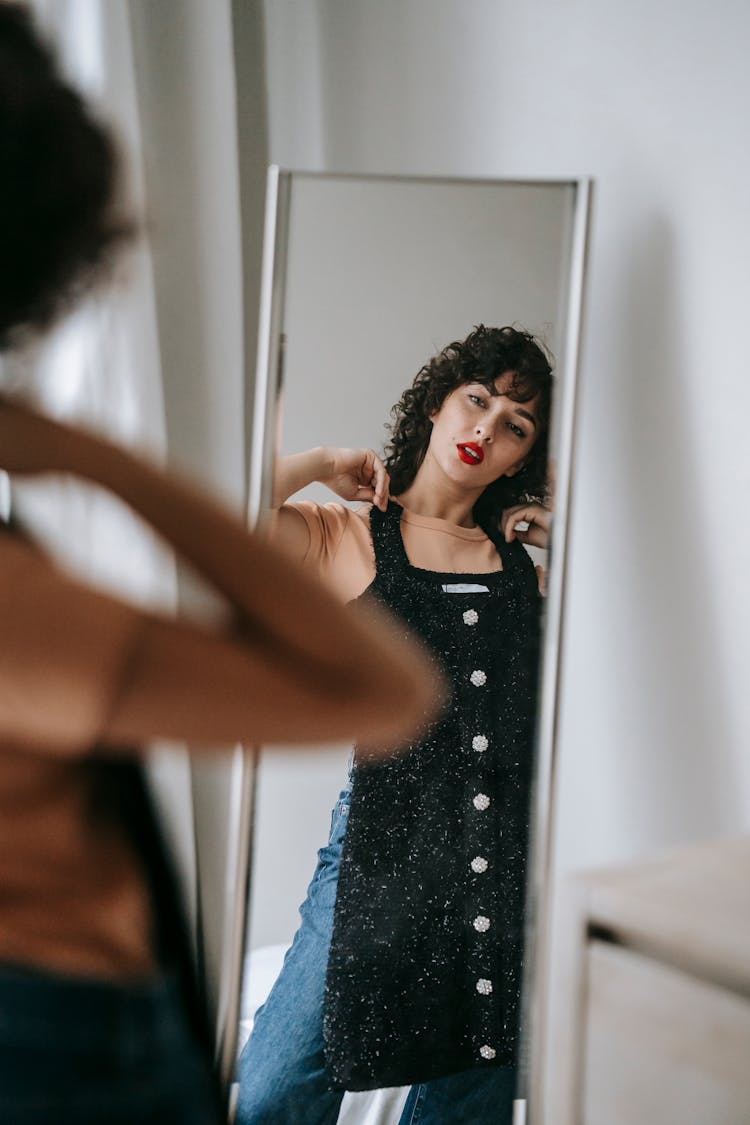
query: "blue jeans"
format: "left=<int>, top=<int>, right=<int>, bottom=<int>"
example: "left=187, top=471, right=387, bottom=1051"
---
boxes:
left=235, top=785, right=516, bottom=1125
left=0, top=964, right=219, bottom=1125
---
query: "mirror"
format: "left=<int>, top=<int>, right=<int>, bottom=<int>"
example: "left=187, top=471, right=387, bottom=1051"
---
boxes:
left=226, top=171, right=590, bottom=1124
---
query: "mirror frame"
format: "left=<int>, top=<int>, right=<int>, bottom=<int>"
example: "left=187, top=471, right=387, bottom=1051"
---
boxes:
left=217, top=169, right=593, bottom=1122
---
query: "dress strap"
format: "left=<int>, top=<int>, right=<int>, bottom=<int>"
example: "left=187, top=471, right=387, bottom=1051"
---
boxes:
left=368, top=501, right=411, bottom=575
left=480, top=515, right=524, bottom=571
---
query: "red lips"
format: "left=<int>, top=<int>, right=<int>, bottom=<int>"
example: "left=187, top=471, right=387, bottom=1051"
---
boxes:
left=457, top=442, right=484, bottom=465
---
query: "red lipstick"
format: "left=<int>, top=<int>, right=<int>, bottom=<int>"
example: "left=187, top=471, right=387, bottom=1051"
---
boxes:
left=457, top=442, right=484, bottom=465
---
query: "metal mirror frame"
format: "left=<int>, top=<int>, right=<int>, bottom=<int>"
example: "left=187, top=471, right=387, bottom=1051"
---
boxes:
left=217, top=168, right=593, bottom=1122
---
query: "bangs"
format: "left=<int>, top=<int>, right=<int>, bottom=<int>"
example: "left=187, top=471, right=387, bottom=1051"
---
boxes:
left=479, top=370, right=546, bottom=403
left=504, top=371, right=546, bottom=402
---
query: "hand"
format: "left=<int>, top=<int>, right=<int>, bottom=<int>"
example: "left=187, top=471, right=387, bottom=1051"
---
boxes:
left=321, top=448, right=390, bottom=511
left=500, top=501, right=551, bottom=549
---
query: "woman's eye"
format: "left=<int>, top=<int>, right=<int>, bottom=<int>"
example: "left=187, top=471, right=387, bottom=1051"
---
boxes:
left=468, top=394, right=485, bottom=407
left=508, top=422, right=526, bottom=438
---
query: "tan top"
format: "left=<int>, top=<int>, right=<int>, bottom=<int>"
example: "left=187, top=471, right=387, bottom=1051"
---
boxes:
left=0, top=531, right=154, bottom=978
left=286, top=501, right=502, bottom=601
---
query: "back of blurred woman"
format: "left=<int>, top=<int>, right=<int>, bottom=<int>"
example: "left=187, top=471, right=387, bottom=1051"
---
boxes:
left=0, top=7, right=438, bottom=1123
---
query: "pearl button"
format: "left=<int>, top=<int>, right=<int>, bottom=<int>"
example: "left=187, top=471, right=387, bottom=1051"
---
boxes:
left=472, top=734, right=488, bottom=753
left=476, top=978, right=493, bottom=995
left=471, top=856, right=489, bottom=873
left=473, top=793, right=490, bottom=811
left=470, top=669, right=487, bottom=687
left=463, top=608, right=479, bottom=626
left=473, top=915, right=491, bottom=933
left=480, top=1044, right=496, bottom=1060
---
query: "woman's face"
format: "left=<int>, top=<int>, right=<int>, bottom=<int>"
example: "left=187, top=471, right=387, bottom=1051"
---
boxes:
left=426, top=372, right=540, bottom=490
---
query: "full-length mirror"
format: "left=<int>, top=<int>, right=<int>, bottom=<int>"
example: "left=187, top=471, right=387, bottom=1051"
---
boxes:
left=229, top=171, right=590, bottom=1124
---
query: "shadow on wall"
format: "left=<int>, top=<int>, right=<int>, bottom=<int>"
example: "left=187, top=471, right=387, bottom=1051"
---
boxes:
left=611, top=212, right=741, bottom=843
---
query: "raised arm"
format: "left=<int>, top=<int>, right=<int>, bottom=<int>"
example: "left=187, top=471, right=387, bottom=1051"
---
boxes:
left=271, top=446, right=390, bottom=561
left=0, top=398, right=440, bottom=754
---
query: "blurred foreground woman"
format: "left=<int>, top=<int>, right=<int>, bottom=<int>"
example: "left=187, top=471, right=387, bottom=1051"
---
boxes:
left=0, top=7, right=438, bottom=1123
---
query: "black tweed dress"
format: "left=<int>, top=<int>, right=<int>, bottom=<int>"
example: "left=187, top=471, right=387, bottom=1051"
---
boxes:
left=323, top=501, right=541, bottom=1090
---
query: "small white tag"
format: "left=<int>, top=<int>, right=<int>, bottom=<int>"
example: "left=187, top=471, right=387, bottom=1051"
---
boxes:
left=441, top=583, right=491, bottom=594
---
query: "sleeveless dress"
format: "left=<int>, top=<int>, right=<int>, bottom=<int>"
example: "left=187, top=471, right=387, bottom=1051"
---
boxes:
left=323, top=501, right=541, bottom=1090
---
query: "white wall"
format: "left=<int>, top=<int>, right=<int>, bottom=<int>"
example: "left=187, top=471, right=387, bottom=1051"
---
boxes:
left=260, top=0, right=750, bottom=1099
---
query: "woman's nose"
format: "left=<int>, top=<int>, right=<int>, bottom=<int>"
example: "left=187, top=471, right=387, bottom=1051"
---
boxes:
left=475, top=425, right=492, bottom=442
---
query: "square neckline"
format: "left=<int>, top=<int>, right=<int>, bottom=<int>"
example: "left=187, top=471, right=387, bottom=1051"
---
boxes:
left=379, top=501, right=513, bottom=587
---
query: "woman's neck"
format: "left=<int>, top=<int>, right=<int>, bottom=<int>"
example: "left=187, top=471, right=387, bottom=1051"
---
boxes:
left=394, top=459, right=482, bottom=528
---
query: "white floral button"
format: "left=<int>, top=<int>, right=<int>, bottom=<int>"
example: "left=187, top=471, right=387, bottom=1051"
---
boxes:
left=470, top=669, right=487, bottom=687
left=473, top=793, right=490, bottom=811
left=471, top=856, right=489, bottom=873
left=472, top=734, right=489, bottom=753
left=473, top=915, right=491, bottom=933
left=476, top=978, right=493, bottom=995
left=463, top=608, right=479, bottom=626
left=479, top=1045, right=496, bottom=1060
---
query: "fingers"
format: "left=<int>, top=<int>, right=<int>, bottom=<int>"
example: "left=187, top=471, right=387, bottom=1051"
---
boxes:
left=329, top=448, right=390, bottom=509
left=362, top=450, right=390, bottom=511
left=501, top=503, right=551, bottom=548
left=501, top=504, right=527, bottom=543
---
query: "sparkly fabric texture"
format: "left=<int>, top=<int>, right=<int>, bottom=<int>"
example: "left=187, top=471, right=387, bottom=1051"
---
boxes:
left=323, top=502, right=541, bottom=1090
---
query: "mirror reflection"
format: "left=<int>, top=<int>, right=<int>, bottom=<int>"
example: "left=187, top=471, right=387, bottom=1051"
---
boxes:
left=236, top=173, right=581, bottom=1125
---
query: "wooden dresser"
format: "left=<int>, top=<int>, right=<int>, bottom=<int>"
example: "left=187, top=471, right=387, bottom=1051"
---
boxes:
left=547, top=836, right=750, bottom=1125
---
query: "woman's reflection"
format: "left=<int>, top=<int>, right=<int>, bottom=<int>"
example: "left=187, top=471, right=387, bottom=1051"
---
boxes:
left=237, top=325, right=553, bottom=1125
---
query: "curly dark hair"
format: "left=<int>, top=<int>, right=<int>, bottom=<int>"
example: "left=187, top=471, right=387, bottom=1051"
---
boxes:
left=384, top=325, right=554, bottom=530
left=0, top=3, right=133, bottom=349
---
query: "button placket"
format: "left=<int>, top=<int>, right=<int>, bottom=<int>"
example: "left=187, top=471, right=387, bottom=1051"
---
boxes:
left=457, top=595, right=501, bottom=1061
